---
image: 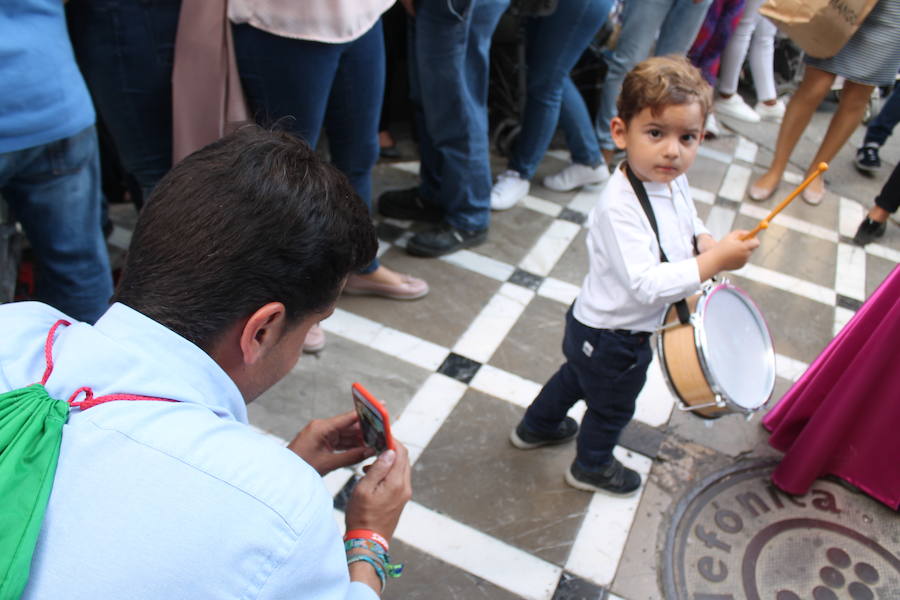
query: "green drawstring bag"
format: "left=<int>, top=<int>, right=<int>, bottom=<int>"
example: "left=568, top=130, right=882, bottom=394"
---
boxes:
left=0, top=383, right=69, bottom=600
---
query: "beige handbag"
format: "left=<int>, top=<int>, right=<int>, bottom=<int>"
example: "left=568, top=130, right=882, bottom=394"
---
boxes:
left=760, top=0, right=880, bottom=58
left=171, top=0, right=249, bottom=164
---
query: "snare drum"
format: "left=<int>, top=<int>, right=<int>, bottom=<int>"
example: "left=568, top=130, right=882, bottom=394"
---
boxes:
left=656, top=281, right=775, bottom=419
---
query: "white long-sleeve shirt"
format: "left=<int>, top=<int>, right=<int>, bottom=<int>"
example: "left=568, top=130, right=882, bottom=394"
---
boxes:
left=1, top=301, right=377, bottom=600
left=573, top=167, right=709, bottom=333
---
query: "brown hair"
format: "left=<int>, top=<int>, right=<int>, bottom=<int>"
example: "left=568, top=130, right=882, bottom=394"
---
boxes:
left=617, top=55, right=713, bottom=124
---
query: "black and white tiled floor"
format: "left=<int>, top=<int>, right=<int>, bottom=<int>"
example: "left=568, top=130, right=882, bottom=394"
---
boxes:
left=107, top=119, right=899, bottom=599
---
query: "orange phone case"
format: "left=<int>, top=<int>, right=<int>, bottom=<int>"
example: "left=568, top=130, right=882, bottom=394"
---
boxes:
left=352, top=382, right=395, bottom=452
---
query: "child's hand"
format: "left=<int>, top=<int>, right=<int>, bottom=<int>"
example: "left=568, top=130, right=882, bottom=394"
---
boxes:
left=696, top=233, right=716, bottom=254
left=697, top=230, right=759, bottom=280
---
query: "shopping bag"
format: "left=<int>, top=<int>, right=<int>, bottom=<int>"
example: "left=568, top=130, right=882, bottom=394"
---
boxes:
left=760, top=0, right=880, bottom=58
left=0, top=384, right=68, bottom=600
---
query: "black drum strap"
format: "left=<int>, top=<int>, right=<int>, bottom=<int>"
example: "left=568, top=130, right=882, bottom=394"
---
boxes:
left=624, top=163, right=691, bottom=325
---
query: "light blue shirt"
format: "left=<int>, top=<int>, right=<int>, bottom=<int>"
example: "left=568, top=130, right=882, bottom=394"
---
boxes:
left=0, top=302, right=377, bottom=600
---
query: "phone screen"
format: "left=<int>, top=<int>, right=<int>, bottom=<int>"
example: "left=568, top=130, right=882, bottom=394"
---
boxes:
left=352, top=383, right=395, bottom=453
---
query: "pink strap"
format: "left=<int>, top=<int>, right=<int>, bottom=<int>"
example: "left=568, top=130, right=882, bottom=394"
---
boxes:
left=41, top=319, right=178, bottom=410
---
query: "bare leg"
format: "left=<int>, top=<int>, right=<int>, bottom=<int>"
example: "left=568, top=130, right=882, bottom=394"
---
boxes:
left=752, top=66, right=835, bottom=194
left=804, top=79, right=875, bottom=196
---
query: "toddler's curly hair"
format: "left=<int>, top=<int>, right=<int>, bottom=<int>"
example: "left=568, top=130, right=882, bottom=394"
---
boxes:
left=617, top=55, right=713, bottom=124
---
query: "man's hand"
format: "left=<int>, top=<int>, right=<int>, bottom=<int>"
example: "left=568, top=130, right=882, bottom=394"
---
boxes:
left=288, top=411, right=374, bottom=476
left=400, top=0, right=415, bottom=16
left=345, top=443, right=412, bottom=544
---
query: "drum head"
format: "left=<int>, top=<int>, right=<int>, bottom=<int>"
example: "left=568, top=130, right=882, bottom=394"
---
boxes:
left=697, top=286, right=775, bottom=410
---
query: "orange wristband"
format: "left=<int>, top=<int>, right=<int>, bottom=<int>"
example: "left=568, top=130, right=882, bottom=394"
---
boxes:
left=344, top=529, right=389, bottom=552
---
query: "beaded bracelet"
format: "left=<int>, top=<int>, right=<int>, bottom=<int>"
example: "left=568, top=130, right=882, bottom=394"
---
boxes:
left=345, top=539, right=405, bottom=578
left=347, top=554, right=386, bottom=592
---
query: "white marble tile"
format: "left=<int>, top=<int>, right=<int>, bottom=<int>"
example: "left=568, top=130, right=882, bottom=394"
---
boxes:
left=775, top=353, right=809, bottom=382
left=697, top=145, right=733, bottom=164
left=866, top=242, right=900, bottom=264
left=382, top=217, right=413, bottom=229
left=440, top=249, right=515, bottom=282
left=389, top=161, right=420, bottom=175
left=108, top=225, right=132, bottom=250
left=783, top=171, right=803, bottom=185
left=568, top=188, right=604, bottom=215
left=453, top=283, right=534, bottom=363
left=704, top=205, right=737, bottom=240
left=833, top=307, right=857, bottom=338
left=375, top=239, right=391, bottom=259
left=731, top=263, right=836, bottom=306
left=739, top=203, right=839, bottom=243
left=838, top=196, right=865, bottom=238
left=633, top=355, right=676, bottom=427
left=469, top=364, right=543, bottom=409
left=519, top=220, right=582, bottom=276
left=322, top=469, right=354, bottom=497
left=537, top=277, right=581, bottom=306
left=735, top=136, right=758, bottom=164
left=545, top=149, right=571, bottom=162
left=394, top=501, right=563, bottom=600
left=371, top=327, right=449, bottom=372
left=391, top=373, right=468, bottom=465
left=718, top=163, right=753, bottom=202
left=521, top=194, right=564, bottom=217
left=690, top=186, right=716, bottom=205
left=834, top=242, right=866, bottom=302
left=321, top=308, right=386, bottom=348
left=564, top=447, right=652, bottom=586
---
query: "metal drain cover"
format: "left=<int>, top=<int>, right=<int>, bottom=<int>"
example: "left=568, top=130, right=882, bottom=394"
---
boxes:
left=663, top=461, right=900, bottom=599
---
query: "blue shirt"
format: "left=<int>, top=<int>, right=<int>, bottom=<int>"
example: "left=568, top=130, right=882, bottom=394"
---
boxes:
left=0, top=302, right=376, bottom=600
left=0, top=1, right=95, bottom=152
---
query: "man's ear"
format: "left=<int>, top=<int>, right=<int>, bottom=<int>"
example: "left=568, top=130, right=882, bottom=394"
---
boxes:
left=239, top=302, right=287, bottom=365
left=610, top=116, right=628, bottom=150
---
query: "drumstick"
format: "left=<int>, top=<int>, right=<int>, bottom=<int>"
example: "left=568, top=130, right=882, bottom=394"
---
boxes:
left=742, top=162, right=829, bottom=240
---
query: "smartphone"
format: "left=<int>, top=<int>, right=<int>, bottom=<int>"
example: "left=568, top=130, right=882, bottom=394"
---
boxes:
left=351, top=382, right=395, bottom=453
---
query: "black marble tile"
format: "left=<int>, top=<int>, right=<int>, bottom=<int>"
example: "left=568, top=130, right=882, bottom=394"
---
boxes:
left=618, top=420, right=665, bottom=459
left=509, top=267, right=545, bottom=291
left=437, top=352, right=482, bottom=384
left=558, top=208, right=588, bottom=226
left=836, top=294, right=863, bottom=311
left=551, top=572, right=606, bottom=600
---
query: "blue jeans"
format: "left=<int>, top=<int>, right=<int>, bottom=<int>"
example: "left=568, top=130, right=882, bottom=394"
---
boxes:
left=409, top=0, right=510, bottom=232
left=523, top=307, right=652, bottom=469
left=66, top=0, right=180, bottom=201
left=0, top=127, right=113, bottom=323
left=233, top=21, right=385, bottom=274
left=508, top=0, right=612, bottom=179
left=567, top=0, right=712, bottom=152
left=864, top=84, right=900, bottom=147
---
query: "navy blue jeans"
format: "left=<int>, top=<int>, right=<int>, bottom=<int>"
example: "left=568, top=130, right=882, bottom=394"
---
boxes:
left=864, top=84, right=900, bottom=147
left=523, top=307, right=652, bottom=470
left=67, top=0, right=180, bottom=202
left=0, top=127, right=113, bottom=323
left=234, top=20, right=384, bottom=274
left=409, top=0, right=510, bottom=232
left=509, top=0, right=611, bottom=179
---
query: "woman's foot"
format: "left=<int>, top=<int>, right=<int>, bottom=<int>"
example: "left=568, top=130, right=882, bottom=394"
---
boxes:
left=801, top=175, right=826, bottom=206
left=748, top=170, right=781, bottom=202
left=303, top=323, right=326, bottom=354
left=344, top=266, right=429, bottom=300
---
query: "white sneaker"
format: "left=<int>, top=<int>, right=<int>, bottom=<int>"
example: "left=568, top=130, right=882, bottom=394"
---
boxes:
left=755, top=99, right=786, bottom=122
left=704, top=112, right=722, bottom=138
left=714, top=94, right=761, bottom=123
left=491, top=170, right=530, bottom=211
left=542, top=163, right=609, bottom=192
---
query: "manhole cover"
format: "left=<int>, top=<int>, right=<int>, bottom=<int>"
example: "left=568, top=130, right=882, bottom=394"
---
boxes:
left=663, top=461, right=900, bottom=599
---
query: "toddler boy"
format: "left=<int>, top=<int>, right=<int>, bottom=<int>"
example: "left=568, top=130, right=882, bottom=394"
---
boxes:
left=511, top=56, right=760, bottom=494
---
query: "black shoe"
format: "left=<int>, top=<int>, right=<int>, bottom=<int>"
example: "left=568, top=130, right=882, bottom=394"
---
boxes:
left=855, top=145, right=881, bottom=174
left=853, top=217, right=887, bottom=246
left=565, top=458, right=641, bottom=495
left=377, top=187, right=443, bottom=222
left=379, top=145, right=402, bottom=160
left=510, top=417, right=578, bottom=449
left=406, top=222, right=487, bottom=257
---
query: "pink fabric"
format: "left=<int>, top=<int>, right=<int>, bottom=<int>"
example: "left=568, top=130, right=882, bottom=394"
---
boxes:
left=763, top=265, right=900, bottom=509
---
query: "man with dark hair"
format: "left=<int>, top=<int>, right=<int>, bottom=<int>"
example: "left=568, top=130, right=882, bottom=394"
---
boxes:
left=1, top=127, right=412, bottom=599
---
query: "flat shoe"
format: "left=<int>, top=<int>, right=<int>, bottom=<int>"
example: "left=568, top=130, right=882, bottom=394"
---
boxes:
left=748, top=182, right=776, bottom=202
left=303, top=324, right=326, bottom=354
left=801, top=185, right=825, bottom=206
left=344, top=272, right=429, bottom=300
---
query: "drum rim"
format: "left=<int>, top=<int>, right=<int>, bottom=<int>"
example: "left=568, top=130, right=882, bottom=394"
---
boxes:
left=694, top=282, right=776, bottom=410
